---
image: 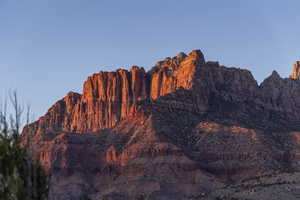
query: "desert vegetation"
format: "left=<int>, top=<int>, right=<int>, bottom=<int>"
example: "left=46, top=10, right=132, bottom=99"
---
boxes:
left=0, top=91, right=49, bottom=200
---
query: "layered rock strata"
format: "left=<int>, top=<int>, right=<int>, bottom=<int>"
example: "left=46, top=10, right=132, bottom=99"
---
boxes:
left=21, top=50, right=300, bottom=200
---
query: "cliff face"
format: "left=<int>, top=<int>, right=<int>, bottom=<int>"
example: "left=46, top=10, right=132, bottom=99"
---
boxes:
left=289, top=61, right=300, bottom=79
left=24, top=50, right=205, bottom=134
left=21, top=50, right=300, bottom=200
left=260, top=70, right=300, bottom=122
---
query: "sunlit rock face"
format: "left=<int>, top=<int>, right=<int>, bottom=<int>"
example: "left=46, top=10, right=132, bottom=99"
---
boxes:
left=21, top=50, right=300, bottom=200
left=290, top=61, right=300, bottom=79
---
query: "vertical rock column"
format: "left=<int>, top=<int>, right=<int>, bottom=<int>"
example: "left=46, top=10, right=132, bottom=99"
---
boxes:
left=290, top=61, right=300, bottom=79
left=80, top=67, right=149, bottom=131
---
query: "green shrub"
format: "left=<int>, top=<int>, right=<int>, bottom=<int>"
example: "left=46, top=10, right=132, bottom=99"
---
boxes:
left=0, top=92, right=49, bottom=200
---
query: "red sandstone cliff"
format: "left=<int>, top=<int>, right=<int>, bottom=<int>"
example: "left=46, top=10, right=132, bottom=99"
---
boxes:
left=21, top=50, right=300, bottom=200
left=24, top=50, right=206, bottom=134
left=289, top=61, right=300, bottom=79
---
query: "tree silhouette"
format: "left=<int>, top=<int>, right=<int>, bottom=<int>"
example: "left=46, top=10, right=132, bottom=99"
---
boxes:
left=0, top=91, right=49, bottom=200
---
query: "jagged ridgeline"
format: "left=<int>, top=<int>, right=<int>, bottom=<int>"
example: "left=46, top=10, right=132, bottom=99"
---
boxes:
left=21, top=50, right=300, bottom=200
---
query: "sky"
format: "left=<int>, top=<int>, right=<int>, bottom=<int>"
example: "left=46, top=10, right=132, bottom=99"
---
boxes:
left=0, top=0, right=300, bottom=120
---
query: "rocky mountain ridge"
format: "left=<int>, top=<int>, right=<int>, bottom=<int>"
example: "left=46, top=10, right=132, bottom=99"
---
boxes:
left=21, top=50, right=300, bottom=200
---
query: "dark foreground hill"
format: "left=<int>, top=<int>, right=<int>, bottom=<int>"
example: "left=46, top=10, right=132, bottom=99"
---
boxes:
left=21, top=50, right=300, bottom=200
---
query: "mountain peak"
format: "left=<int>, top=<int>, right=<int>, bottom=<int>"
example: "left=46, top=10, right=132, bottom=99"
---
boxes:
left=21, top=50, right=300, bottom=200
left=188, top=49, right=205, bottom=64
left=270, top=70, right=281, bottom=79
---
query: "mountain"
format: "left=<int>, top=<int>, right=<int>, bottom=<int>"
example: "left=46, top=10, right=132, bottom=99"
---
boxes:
left=21, top=50, right=300, bottom=200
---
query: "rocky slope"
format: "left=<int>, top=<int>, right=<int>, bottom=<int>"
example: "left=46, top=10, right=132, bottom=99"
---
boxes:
left=21, top=51, right=300, bottom=200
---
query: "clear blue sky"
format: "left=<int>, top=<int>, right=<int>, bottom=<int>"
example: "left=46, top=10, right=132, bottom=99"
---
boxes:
left=1, top=0, right=300, bottom=119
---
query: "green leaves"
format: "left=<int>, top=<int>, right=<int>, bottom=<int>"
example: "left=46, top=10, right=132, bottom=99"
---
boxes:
left=0, top=92, right=49, bottom=200
left=0, top=131, right=26, bottom=200
left=0, top=130, right=50, bottom=200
